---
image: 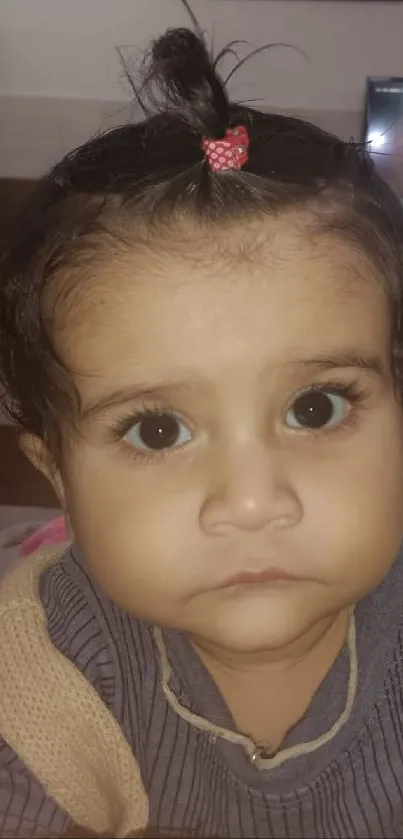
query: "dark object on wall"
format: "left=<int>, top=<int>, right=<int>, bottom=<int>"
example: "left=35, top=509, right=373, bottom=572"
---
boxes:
left=0, top=178, right=36, bottom=251
left=364, top=77, right=403, bottom=200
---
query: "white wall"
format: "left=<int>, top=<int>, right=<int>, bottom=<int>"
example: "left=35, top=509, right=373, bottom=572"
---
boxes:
left=0, top=0, right=403, bottom=176
left=2, top=0, right=403, bottom=108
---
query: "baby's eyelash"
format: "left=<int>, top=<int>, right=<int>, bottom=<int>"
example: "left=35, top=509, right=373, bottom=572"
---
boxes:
left=303, top=380, right=369, bottom=403
left=105, top=379, right=369, bottom=459
left=106, top=406, right=187, bottom=466
left=108, top=406, right=177, bottom=443
left=287, top=378, right=371, bottom=437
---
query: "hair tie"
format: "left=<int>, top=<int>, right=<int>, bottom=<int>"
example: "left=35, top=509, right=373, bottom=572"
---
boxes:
left=202, top=125, right=249, bottom=172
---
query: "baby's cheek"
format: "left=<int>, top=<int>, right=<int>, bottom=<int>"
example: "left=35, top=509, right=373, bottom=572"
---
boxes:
left=328, top=456, right=403, bottom=595
left=297, top=419, right=403, bottom=596
left=65, top=471, right=193, bottom=613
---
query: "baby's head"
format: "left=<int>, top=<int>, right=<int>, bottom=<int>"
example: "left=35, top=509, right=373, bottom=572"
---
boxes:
left=2, top=28, right=403, bottom=655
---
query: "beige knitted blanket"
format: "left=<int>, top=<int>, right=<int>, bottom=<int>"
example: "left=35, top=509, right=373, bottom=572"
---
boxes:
left=0, top=548, right=148, bottom=838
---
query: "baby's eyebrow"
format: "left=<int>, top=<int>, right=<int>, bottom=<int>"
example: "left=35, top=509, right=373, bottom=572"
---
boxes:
left=80, top=381, right=202, bottom=420
left=293, top=351, right=384, bottom=376
left=80, top=352, right=383, bottom=420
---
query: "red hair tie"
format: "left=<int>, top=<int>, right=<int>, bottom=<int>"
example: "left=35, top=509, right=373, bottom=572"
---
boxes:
left=202, top=125, right=249, bottom=172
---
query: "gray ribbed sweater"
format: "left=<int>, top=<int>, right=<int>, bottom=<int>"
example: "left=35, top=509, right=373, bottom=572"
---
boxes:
left=1, top=545, right=403, bottom=838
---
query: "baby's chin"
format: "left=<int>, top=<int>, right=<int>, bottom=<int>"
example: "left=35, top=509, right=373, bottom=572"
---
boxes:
left=181, top=583, right=329, bottom=656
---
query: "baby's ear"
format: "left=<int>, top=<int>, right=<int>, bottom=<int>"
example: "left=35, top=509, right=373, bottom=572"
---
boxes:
left=19, top=432, right=67, bottom=508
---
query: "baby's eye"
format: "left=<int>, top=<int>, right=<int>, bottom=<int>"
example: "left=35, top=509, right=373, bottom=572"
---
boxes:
left=125, top=411, right=192, bottom=452
left=285, top=389, right=349, bottom=431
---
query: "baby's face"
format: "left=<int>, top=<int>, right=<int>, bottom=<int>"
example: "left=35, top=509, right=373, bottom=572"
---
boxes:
left=45, top=214, right=403, bottom=654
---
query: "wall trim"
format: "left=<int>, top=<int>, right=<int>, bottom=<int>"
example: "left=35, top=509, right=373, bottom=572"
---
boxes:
left=0, top=95, right=362, bottom=179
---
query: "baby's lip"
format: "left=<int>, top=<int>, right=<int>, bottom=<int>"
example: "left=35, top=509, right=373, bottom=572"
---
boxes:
left=219, top=566, right=299, bottom=588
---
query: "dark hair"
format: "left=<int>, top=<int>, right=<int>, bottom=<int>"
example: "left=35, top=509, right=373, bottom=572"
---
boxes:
left=1, top=26, right=403, bottom=455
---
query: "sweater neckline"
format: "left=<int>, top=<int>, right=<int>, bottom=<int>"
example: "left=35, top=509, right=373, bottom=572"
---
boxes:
left=154, top=551, right=403, bottom=793
left=154, top=607, right=357, bottom=772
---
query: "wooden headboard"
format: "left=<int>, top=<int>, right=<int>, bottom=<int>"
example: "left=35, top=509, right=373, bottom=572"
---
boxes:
left=0, top=425, right=58, bottom=507
left=0, top=178, right=58, bottom=507
left=0, top=178, right=36, bottom=248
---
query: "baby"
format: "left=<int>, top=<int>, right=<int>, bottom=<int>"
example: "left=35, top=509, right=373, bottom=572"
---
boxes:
left=0, top=24, right=403, bottom=839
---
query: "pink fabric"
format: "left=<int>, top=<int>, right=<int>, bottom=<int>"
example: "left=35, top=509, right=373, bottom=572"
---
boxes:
left=19, top=516, right=68, bottom=557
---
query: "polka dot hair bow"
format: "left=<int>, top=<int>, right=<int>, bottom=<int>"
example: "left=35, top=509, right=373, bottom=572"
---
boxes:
left=202, top=125, right=249, bottom=172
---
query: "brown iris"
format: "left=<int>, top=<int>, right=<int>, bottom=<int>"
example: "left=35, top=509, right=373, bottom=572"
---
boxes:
left=137, top=413, right=181, bottom=450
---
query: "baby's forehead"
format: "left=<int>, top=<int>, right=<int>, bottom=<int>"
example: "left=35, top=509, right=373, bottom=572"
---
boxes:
left=116, top=207, right=379, bottom=272
left=58, top=207, right=382, bottom=310
left=52, top=214, right=390, bottom=395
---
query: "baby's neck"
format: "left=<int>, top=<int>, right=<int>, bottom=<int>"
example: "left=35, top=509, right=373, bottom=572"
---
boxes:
left=191, top=608, right=350, bottom=676
left=191, top=609, right=351, bottom=752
